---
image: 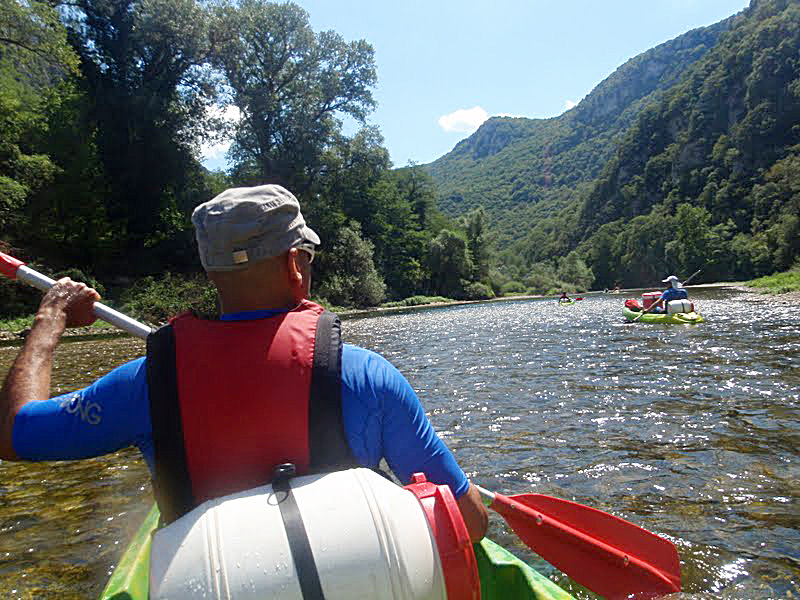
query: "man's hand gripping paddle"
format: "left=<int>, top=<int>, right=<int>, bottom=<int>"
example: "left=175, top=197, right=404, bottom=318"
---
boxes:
left=0, top=252, right=152, bottom=339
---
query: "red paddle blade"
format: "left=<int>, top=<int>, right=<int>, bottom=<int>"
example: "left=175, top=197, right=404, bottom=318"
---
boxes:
left=491, top=492, right=680, bottom=599
left=0, top=251, right=24, bottom=279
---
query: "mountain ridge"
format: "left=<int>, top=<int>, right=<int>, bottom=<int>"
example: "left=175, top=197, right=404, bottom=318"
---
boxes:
left=423, top=15, right=736, bottom=230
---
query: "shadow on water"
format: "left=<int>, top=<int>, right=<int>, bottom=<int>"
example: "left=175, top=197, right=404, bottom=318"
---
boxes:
left=0, top=286, right=797, bottom=598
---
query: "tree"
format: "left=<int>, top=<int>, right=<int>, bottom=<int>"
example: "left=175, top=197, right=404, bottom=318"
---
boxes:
left=584, top=222, right=623, bottom=289
left=0, top=0, right=78, bottom=88
left=464, top=207, right=490, bottom=281
left=210, top=0, right=377, bottom=192
left=557, top=250, right=594, bottom=290
left=314, top=222, right=385, bottom=307
left=427, top=230, right=472, bottom=298
left=395, top=162, right=437, bottom=230
left=65, top=0, right=215, bottom=257
left=667, top=203, right=713, bottom=277
left=0, top=92, right=59, bottom=233
left=0, top=0, right=78, bottom=237
left=614, top=207, right=676, bottom=286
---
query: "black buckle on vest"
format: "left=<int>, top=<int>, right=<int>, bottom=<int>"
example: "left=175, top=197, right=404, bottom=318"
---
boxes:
left=272, top=462, right=297, bottom=483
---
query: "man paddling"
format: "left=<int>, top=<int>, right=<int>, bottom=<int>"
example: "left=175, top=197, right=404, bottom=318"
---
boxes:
left=648, top=274, right=689, bottom=313
left=0, top=184, right=488, bottom=540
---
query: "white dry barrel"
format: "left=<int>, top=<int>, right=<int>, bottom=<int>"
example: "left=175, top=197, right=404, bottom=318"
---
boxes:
left=149, top=468, right=479, bottom=600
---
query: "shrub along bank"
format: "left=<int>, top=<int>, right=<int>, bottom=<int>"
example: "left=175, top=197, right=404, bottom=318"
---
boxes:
left=745, top=268, right=800, bottom=294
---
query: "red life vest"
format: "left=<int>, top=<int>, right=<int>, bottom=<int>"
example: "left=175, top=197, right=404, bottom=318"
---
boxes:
left=146, top=300, right=356, bottom=524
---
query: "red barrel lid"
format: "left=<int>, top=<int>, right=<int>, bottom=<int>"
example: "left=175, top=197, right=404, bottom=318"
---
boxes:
left=405, top=473, right=480, bottom=600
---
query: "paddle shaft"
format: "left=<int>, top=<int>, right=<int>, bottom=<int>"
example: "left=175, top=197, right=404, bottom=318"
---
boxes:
left=682, top=269, right=702, bottom=286
left=0, top=252, right=152, bottom=339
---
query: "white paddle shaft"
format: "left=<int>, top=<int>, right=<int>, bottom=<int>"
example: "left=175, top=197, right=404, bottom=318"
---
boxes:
left=17, top=265, right=153, bottom=339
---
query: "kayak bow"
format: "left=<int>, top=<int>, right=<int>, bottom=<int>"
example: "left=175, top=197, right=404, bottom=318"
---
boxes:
left=100, top=503, right=576, bottom=600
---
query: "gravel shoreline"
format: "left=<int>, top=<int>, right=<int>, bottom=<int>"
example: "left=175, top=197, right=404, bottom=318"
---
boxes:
left=724, top=285, right=800, bottom=305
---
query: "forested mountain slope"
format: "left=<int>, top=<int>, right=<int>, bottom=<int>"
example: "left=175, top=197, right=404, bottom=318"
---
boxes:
left=425, top=0, right=799, bottom=288
left=574, top=0, right=800, bottom=286
left=424, top=16, right=733, bottom=239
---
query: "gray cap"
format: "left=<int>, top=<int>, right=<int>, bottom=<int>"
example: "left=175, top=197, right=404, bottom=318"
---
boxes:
left=662, top=275, right=681, bottom=288
left=192, top=184, right=320, bottom=271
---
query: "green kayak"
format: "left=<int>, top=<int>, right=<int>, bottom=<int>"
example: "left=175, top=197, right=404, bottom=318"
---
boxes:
left=100, top=504, right=575, bottom=600
left=623, top=305, right=705, bottom=324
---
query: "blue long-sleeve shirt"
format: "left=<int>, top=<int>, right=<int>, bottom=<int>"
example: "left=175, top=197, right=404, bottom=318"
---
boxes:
left=660, top=287, right=688, bottom=303
left=13, top=343, right=468, bottom=497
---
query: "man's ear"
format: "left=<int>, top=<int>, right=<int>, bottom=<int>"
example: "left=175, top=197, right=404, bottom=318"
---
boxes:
left=287, top=248, right=303, bottom=286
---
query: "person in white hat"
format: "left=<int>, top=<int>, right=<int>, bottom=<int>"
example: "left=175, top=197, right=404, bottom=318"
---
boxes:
left=649, top=275, right=689, bottom=313
left=0, top=184, right=488, bottom=541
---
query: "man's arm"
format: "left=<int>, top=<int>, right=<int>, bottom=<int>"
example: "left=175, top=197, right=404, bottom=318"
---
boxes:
left=341, top=345, right=489, bottom=541
left=0, top=279, right=99, bottom=460
left=457, top=483, right=489, bottom=542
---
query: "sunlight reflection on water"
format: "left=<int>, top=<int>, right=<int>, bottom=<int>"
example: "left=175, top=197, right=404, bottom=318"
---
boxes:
left=0, top=287, right=797, bottom=598
left=343, top=288, right=799, bottom=598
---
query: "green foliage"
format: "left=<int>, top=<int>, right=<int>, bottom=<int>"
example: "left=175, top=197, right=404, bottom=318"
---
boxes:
left=0, top=176, right=27, bottom=228
left=0, top=277, right=41, bottom=319
left=211, top=0, right=376, bottom=190
left=314, top=222, right=386, bottom=308
left=51, top=268, right=106, bottom=297
left=0, top=314, right=35, bottom=332
left=427, top=229, right=473, bottom=299
left=0, top=85, right=60, bottom=233
left=462, top=281, right=494, bottom=300
left=499, top=280, right=526, bottom=294
left=119, top=273, right=218, bottom=324
left=521, top=262, right=574, bottom=295
left=556, top=251, right=593, bottom=291
left=464, top=207, right=490, bottom=281
left=64, top=0, right=215, bottom=255
left=0, top=0, right=78, bottom=88
left=382, top=295, right=452, bottom=308
left=746, top=267, right=800, bottom=293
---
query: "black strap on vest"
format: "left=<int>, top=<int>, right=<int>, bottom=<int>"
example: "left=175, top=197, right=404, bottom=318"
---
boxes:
left=147, top=324, right=194, bottom=525
left=147, top=310, right=356, bottom=525
left=272, top=463, right=326, bottom=600
left=309, top=311, right=356, bottom=471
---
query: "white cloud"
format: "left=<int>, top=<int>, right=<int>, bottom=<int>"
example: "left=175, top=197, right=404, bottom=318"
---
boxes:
left=564, top=99, right=577, bottom=111
left=438, top=106, right=490, bottom=134
left=201, top=139, right=230, bottom=162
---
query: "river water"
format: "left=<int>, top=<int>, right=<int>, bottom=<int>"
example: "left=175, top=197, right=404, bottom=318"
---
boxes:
left=0, top=286, right=797, bottom=599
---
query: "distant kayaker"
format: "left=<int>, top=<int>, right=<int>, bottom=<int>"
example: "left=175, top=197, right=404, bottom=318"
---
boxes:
left=559, top=291, right=571, bottom=303
left=650, top=274, right=689, bottom=313
left=0, top=184, right=488, bottom=541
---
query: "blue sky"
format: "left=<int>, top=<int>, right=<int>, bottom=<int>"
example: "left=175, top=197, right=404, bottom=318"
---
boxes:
left=202, top=0, right=751, bottom=171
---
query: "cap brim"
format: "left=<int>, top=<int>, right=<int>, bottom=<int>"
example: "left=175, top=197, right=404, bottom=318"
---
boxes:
left=302, top=225, right=320, bottom=246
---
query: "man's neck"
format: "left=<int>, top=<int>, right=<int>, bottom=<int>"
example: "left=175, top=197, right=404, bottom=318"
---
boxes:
left=219, top=294, right=298, bottom=314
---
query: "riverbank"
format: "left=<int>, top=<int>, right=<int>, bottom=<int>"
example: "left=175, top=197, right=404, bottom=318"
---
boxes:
left=724, top=285, right=800, bottom=305
left=3, top=278, right=798, bottom=343
left=0, top=292, right=552, bottom=342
